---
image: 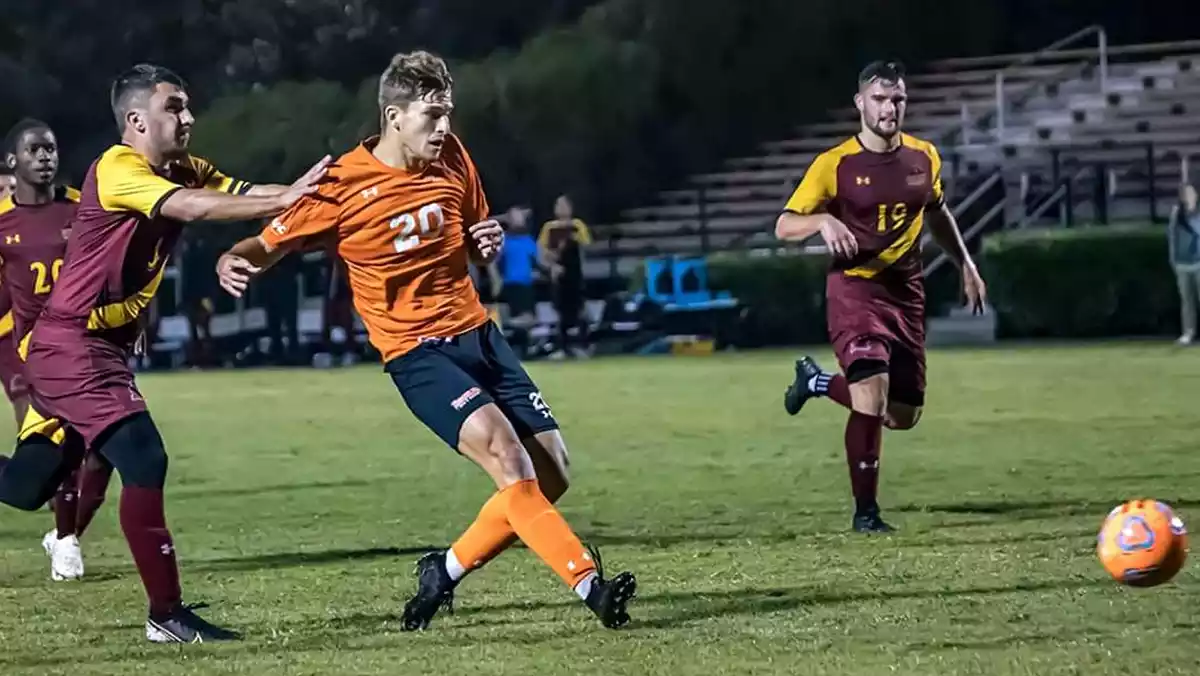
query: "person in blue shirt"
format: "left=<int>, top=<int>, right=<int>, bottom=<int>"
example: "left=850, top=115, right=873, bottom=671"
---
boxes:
left=1170, top=183, right=1200, bottom=345
left=497, top=205, right=540, bottom=324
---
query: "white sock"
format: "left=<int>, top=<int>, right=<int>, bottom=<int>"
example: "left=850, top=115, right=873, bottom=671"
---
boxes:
left=807, top=372, right=832, bottom=395
left=573, top=572, right=598, bottom=600
left=444, top=549, right=467, bottom=582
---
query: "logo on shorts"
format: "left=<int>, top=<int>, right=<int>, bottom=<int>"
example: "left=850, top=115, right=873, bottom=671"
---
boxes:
left=528, top=391, right=553, bottom=420
left=270, top=218, right=287, bottom=235
left=129, top=387, right=143, bottom=403
left=849, top=340, right=873, bottom=354
left=451, top=386, right=482, bottom=411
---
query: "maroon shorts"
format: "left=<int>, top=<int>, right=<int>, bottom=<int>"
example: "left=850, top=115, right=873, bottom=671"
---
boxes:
left=826, top=272, right=926, bottom=407
left=23, top=321, right=145, bottom=449
left=0, top=332, right=28, bottom=401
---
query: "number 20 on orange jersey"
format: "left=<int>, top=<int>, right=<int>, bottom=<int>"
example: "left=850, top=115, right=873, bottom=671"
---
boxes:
left=389, top=203, right=446, bottom=252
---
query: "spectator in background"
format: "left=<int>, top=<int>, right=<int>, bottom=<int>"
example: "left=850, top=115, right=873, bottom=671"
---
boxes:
left=539, top=195, right=590, bottom=359
left=0, top=171, right=14, bottom=200
left=495, top=206, right=539, bottom=354
left=1170, top=183, right=1200, bottom=345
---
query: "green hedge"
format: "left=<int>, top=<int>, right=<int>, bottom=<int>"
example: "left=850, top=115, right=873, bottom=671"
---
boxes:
left=707, top=252, right=830, bottom=346
left=980, top=225, right=1177, bottom=339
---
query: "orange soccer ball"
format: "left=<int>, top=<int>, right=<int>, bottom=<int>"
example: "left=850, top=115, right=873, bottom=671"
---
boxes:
left=1097, top=499, right=1188, bottom=587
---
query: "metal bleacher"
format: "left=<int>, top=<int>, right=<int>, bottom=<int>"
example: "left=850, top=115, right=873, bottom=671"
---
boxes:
left=587, top=27, right=1200, bottom=280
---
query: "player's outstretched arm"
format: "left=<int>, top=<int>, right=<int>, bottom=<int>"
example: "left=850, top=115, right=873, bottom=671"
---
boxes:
left=241, top=155, right=333, bottom=197
left=216, top=236, right=291, bottom=298
left=159, top=155, right=331, bottom=223
left=927, top=204, right=987, bottom=313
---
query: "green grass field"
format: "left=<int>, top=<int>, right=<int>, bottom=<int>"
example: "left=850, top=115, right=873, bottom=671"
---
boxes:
left=1, top=344, right=1198, bottom=675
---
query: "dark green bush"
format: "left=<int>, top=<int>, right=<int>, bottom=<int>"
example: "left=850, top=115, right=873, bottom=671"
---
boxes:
left=980, top=225, right=1177, bottom=338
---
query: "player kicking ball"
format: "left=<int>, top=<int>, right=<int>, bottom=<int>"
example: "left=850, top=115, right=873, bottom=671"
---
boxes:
left=216, top=50, right=637, bottom=631
left=0, top=119, right=114, bottom=581
left=774, top=60, right=986, bottom=533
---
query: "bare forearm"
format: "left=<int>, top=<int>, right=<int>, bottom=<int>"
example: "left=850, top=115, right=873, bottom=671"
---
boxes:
left=774, top=212, right=824, bottom=241
left=160, top=189, right=285, bottom=223
left=928, top=205, right=974, bottom=268
left=229, top=235, right=290, bottom=270
left=246, top=184, right=289, bottom=197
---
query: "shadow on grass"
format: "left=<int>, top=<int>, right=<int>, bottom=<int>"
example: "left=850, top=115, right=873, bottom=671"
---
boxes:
left=172, top=477, right=393, bottom=501
left=187, top=545, right=437, bottom=573
left=897, top=496, right=1200, bottom=520
left=440, top=575, right=1108, bottom=632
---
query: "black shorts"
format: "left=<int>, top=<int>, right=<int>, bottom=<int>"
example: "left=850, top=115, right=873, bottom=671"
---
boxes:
left=504, top=283, right=536, bottom=317
left=385, top=321, right=559, bottom=449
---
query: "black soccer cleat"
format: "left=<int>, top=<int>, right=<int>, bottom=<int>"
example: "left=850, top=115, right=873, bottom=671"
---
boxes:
left=852, top=508, right=896, bottom=534
left=784, top=356, right=825, bottom=416
left=582, top=546, right=637, bottom=629
left=145, top=603, right=241, bottom=643
left=400, top=550, right=457, bottom=631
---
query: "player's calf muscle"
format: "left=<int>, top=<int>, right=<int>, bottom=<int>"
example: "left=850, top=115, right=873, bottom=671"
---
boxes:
left=524, top=430, right=571, bottom=501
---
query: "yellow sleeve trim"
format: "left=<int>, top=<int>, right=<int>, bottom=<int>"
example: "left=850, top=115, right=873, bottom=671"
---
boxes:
left=0, top=310, right=13, bottom=338
left=96, top=146, right=181, bottom=217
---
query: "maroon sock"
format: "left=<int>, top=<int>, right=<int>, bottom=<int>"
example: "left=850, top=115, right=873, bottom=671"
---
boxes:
left=75, top=461, right=113, bottom=537
left=845, top=411, right=884, bottom=514
left=119, top=486, right=182, bottom=617
left=53, top=469, right=80, bottom=539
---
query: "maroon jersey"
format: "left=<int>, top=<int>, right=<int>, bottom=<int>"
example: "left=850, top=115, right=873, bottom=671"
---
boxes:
left=784, top=134, right=944, bottom=282
left=0, top=187, right=78, bottom=343
left=41, top=144, right=249, bottom=351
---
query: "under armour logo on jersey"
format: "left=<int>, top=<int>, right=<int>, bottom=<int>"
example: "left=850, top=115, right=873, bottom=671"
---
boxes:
left=856, top=176, right=871, bottom=186
left=4, top=234, right=19, bottom=244
left=270, top=217, right=287, bottom=235
left=361, top=186, right=379, bottom=201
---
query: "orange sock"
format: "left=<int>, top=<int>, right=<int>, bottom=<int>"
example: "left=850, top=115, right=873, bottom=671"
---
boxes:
left=449, top=490, right=519, bottom=577
left=502, top=479, right=596, bottom=589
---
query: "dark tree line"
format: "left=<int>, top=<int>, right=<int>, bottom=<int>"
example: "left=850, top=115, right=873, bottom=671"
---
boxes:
left=3, top=0, right=1196, bottom=222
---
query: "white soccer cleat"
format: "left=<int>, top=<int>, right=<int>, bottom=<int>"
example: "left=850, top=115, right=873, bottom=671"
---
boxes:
left=41, top=530, right=85, bottom=581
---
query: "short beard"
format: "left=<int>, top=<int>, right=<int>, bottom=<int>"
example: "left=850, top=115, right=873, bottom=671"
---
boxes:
left=865, top=119, right=900, bottom=140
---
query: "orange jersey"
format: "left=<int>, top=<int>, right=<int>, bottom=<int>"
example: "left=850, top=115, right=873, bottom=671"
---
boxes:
left=260, top=134, right=489, bottom=361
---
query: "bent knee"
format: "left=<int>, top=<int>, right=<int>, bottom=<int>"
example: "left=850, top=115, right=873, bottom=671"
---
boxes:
left=885, top=406, right=922, bottom=431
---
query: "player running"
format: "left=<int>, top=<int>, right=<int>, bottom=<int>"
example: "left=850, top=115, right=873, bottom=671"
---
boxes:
left=216, top=50, right=637, bottom=631
left=0, top=64, right=328, bottom=643
left=0, top=118, right=114, bottom=581
left=774, top=60, right=987, bottom=533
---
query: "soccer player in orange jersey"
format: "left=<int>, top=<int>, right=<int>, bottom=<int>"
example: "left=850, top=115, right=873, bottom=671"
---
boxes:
left=775, top=61, right=987, bottom=532
left=216, top=51, right=637, bottom=631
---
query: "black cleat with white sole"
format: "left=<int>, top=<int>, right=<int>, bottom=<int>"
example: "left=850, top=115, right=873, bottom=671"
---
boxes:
left=145, top=603, right=241, bottom=643
left=583, top=546, right=637, bottom=629
left=784, top=356, right=826, bottom=416
left=400, top=551, right=457, bottom=631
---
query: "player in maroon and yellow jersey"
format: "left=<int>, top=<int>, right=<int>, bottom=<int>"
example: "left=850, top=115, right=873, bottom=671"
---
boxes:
left=217, top=51, right=636, bottom=632
left=0, top=64, right=328, bottom=643
left=775, top=61, right=987, bottom=533
left=0, top=118, right=114, bottom=582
